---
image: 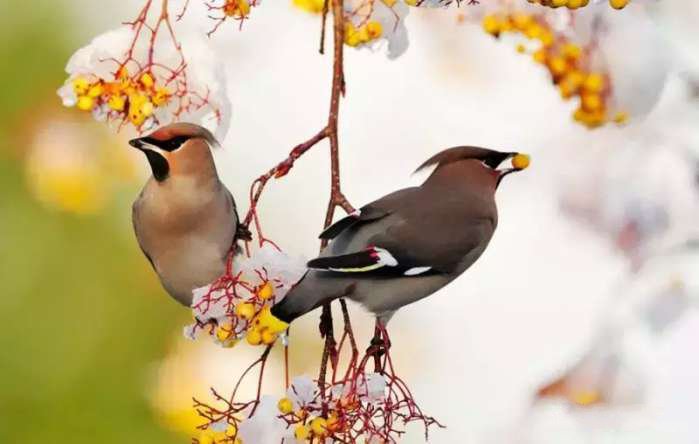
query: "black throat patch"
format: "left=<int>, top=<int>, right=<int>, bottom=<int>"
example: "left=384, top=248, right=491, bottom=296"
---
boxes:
left=144, top=150, right=169, bottom=181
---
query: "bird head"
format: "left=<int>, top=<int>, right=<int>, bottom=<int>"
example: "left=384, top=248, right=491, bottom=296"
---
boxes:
left=129, top=123, right=220, bottom=182
left=416, top=146, right=530, bottom=189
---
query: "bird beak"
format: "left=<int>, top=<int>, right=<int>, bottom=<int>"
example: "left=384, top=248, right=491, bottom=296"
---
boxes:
left=498, top=153, right=530, bottom=174
left=496, top=153, right=530, bottom=186
left=129, top=137, right=168, bottom=157
left=128, top=138, right=144, bottom=149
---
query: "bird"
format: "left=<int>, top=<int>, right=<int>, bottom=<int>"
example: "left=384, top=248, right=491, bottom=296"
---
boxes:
left=271, top=146, right=530, bottom=326
left=129, top=122, right=250, bottom=307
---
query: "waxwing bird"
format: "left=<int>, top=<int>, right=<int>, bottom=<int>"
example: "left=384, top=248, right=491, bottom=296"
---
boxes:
left=271, top=146, right=530, bottom=325
left=130, top=123, right=250, bottom=306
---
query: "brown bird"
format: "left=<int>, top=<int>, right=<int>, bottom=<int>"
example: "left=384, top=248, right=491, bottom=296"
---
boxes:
left=271, top=146, right=530, bottom=325
left=130, top=123, right=250, bottom=306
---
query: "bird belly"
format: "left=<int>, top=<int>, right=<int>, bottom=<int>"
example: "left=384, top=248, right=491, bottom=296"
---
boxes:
left=349, top=273, right=452, bottom=318
left=152, top=237, right=229, bottom=306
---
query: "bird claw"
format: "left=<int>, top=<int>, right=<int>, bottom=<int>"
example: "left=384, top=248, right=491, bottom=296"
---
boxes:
left=236, top=224, right=253, bottom=241
left=366, top=335, right=391, bottom=359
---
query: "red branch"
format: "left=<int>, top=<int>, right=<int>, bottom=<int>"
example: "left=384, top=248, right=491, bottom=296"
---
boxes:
left=192, top=0, right=441, bottom=441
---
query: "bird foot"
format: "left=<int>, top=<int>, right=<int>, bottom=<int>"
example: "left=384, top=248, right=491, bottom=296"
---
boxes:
left=236, top=224, right=253, bottom=241
left=366, top=335, right=391, bottom=359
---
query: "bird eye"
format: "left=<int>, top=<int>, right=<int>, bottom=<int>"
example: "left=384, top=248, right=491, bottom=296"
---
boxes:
left=162, top=135, right=190, bottom=151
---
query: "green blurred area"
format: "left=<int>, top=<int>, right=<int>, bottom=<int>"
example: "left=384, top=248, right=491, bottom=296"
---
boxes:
left=0, top=2, right=185, bottom=442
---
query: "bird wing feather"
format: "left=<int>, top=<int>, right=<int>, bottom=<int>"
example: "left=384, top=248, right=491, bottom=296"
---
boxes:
left=318, top=187, right=419, bottom=240
left=308, top=188, right=495, bottom=275
left=132, top=198, right=157, bottom=271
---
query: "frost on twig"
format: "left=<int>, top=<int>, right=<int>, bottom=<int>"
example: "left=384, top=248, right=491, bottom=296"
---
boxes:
left=193, top=322, right=443, bottom=443
left=57, top=0, right=229, bottom=136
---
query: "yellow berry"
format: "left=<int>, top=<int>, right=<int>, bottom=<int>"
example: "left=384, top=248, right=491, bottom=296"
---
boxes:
left=246, top=328, right=262, bottom=345
left=511, top=13, right=532, bottom=30
left=356, top=26, right=371, bottom=43
left=581, top=93, right=603, bottom=111
left=257, top=282, right=275, bottom=300
left=140, top=72, right=155, bottom=89
left=261, top=328, right=277, bottom=345
left=512, top=153, right=531, bottom=170
left=567, top=0, right=584, bottom=8
left=366, top=21, right=383, bottom=39
left=224, top=0, right=250, bottom=17
left=310, top=417, right=328, bottom=436
left=235, top=303, right=256, bottom=320
left=551, top=0, right=568, bottom=6
left=87, top=83, right=104, bottom=98
left=72, top=77, right=90, bottom=95
left=583, top=73, right=605, bottom=93
left=564, top=70, right=585, bottom=89
left=516, top=44, right=526, bottom=54
left=524, top=24, right=543, bottom=39
left=345, top=32, right=361, bottom=47
left=559, top=83, right=574, bottom=99
left=573, top=108, right=606, bottom=128
left=128, top=93, right=148, bottom=125
left=382, top=0, right=397, bottom=6
left=291, top=0, right=325, bottom=13
left=216, top=323, right=233, bottom=342
left=294, top=425, right=310, bottom=440
left=533, top=49, right=548, bottom=64
left=482, top=15, right=501, bottom=36
left=326, top=413, right=340, bottom=431
left=561, top=43, right=582, bottom=60
left=539, top=31, right=554, bottom=47
left=277, top=397, right=294, bottom=414
left=152, top=87, right=171, bottom=106
left=609, top=0, right=629, bottom=9
left=107, top=94, right=125, bottom=111
left=198, top=431, right=216, bottom=444
left=255, top=306, right=289, bottom=334
left=226, top=424, right=238, bottom=436
left=140, top=100, right=154, bottom=117
left=115, top=67, right=129, bottom=80
left=548, top=57, right=569, bottom=77
left=76, top=96, right=95, bottom=111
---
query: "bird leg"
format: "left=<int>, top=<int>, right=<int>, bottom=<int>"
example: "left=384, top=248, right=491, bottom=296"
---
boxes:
left=235, top=223, right=253, bottom=241
left=366, top=320, right=391, bottom=372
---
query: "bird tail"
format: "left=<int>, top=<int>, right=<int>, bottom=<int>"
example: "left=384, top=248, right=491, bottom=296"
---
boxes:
left=271, top=271, right=350, bottom=323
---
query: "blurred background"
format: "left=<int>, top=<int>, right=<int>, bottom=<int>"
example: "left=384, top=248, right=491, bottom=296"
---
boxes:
left=2, top=1, right=698, bottom=443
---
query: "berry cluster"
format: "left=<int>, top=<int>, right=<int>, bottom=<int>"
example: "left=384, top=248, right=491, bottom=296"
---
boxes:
left=189, top=271, right=290, bottom=349
left=62, top=69, right=171, bottom=129
left=223, top=0, right=251, bottom=18
left=205, top=0, right=261, bottom=35
left=344, top=20, right=384, bottom=47
left=525, top=0, right=630, bottom=10
left=483, top=12, right=628, bottom=128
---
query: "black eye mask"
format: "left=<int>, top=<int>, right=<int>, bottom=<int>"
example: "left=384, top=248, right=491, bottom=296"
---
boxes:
left=139, top=135, right=191, bottom=152
left=482, top=152, right=514, bottom=169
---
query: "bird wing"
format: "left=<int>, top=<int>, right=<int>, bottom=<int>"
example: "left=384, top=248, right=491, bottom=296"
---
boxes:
left=132, top=198, right=157, bottom=271
left=308, top=190, right=495, bottom=275
left=225, top=188, right=252, bottom=242
left=319, top=187, right=419, bottom=240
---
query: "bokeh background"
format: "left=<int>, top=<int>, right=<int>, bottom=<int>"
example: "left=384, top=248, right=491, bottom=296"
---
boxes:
left=2, top=1, right=699, bottom=443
